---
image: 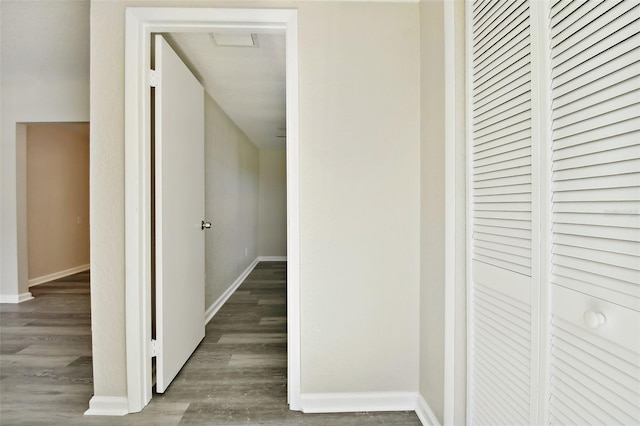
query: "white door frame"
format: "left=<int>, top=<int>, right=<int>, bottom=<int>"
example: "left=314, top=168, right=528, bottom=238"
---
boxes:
left=124, top=8, right=300, bottom=413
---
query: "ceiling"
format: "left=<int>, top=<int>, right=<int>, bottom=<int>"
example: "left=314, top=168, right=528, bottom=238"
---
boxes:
left=167, top=32, right=286, bottom=150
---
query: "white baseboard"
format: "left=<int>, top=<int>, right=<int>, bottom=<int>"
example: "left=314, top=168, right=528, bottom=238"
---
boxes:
left=300, top=392, right=417, bottom=413
left=257, top=256, right=287, bottom=262
left=205, top=257, right=259, bottom=325
left=416, top=393, right=441, bottom=426
left=84, top=396, right=128, bottom=416
left=0, top=292, right=34, bottom=304
left=28, top=264, right=90, bottom=287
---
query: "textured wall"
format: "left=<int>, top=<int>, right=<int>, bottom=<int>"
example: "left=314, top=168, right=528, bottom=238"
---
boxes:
left=90, top=0, right=421, bottom=399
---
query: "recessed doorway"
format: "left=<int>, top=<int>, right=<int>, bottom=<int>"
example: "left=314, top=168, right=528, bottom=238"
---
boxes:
left=122, top=8, right=300, bottom=414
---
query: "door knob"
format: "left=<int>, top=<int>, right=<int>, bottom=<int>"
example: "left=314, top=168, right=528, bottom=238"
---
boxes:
left=583, top=310, right=606, bottom=329
left=201, top=221, right=212, bottom=230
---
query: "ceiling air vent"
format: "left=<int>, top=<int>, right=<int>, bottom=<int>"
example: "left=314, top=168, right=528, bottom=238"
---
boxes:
left=210, top=33, right=258, bottom=47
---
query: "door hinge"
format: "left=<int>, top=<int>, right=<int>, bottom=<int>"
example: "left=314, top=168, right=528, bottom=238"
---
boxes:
left=149, top=69, right=159, bottom=88
left=150, top=339, right=159, bottom=357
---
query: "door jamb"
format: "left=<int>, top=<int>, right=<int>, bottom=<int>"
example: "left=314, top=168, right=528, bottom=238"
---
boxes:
left=124, top=8, right=300, bottom=413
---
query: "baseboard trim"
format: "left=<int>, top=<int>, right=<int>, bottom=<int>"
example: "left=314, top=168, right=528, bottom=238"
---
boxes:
left=205, top=258, right=260, bottom=325
left=300, top=392, right=417, bottom=413
left=84, top=396, right=128, bottom=416
left=257, top=256, right=287, bottom=262
left=415, top=393, right=441, bottom=426
left=0, top=292, right=34, bottom=304
left=28, top=264, right=90, bottom=287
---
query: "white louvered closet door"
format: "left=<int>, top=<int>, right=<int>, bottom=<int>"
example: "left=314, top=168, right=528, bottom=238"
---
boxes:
left=548, top=0, right=640, bottom=424
left=469, top=0, right=537, bottom=424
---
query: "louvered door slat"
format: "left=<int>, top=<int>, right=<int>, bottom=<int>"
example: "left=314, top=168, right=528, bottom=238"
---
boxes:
left=473, top=0, right=527, bottom=57
left=550, top=0, right=592, bottom=29
left=554, top=233, right=639, bottom=257
left=474, top=110, right=531, bottom=139
left=553, top=266, right=639, bottom=303
left=554, top=115, right=640, bottom=150
left=552, top=15, right=640, bottom=79
left=553, top=346, right=640, bottom=406
left=554, top=244, right=639, bottom=271
left=474, top=166, right=531, bottom=183
left=552, top=131, right=639, bottom=161
left=552, top=33, right=640, bottom=89
left=473, top=128, right=530, bottom=154
left=552, top=90, right=640, bottom=130
left=553, top=73, right=640, bottom=117
left=549, top=5, right=640, bottom=420
left=474, top=174, right=531, bottom=190
left=474, top=92, right=530, bottom=129
left=552, top=103, right=639, bottom=140
left=474, top=101, right=531, bottom=135
left=551, top=0, right=634, bottom=57
left=474, top=349, right=530, bottom=398
left=552, top=186, right=639, bottom=202
left=474, top=40, right=530, bottom=88
left=549, top=317, right=640, bottom=424
left=470, top=0, right=534, bottom=423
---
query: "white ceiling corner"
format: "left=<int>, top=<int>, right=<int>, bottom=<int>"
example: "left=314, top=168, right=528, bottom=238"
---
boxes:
left=167, top=32, right=286, bottom=151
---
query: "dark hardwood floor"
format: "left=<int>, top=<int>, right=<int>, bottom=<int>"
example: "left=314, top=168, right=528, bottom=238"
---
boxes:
left=0, top=263, right=420, bottom=425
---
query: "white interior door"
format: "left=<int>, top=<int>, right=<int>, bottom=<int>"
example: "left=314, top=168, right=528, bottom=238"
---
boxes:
left=154, top=34, right=206, bottom=393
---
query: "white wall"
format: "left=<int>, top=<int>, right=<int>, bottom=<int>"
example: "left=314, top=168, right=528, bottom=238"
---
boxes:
left=205, top=94, right=259, bottom=308
left=258, top=150, right=287, bottom=257
left=90, top=0, right=420, bottom=400
left=299, top=2, right=420, bottom=394
left=420, top=1, right=446, bottom=422
left=0, top=0, right=90, bottom=301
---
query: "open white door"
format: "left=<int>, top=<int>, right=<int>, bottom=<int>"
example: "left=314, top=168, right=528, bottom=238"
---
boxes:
left=154, top=34, right=206, bottom=393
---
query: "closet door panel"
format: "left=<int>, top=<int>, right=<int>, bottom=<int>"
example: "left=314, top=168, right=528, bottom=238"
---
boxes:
left=548, top=0, right=640, bottom=423
left=469, top=0, right=535, bottom=424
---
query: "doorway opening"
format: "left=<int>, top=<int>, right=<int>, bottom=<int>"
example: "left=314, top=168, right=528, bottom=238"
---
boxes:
left=123, top=8, right=300, bottom=414
left=24, top=123, right=91, bottom=290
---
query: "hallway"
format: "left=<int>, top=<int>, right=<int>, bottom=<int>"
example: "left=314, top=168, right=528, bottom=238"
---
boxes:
left=0, top=262, right=421, bottom=425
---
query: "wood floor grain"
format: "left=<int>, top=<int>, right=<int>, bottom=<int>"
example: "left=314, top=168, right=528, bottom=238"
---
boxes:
left=0, top=263, right=421, bottom=425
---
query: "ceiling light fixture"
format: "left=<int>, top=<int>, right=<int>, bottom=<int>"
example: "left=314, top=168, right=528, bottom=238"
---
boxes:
left=210, top=33, right=258, bottom=47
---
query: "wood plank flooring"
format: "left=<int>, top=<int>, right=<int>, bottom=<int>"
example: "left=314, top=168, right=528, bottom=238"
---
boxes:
left=0, top=263, right=421, bottom=425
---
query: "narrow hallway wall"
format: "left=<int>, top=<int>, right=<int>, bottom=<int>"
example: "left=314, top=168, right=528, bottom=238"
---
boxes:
left=204, top=94, right=259, bottom=309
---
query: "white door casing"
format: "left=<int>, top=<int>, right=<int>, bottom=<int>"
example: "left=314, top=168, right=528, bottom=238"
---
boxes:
left=124, top=8, right=300, bottom=413
left=154, top=34, right=206, bottom=393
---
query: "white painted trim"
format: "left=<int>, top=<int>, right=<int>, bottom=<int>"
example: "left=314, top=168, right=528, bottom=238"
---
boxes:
left=205, top=258, right=259, bottom=324
left=416, top=393, right=442, bottom=426
left=284, top=11, right=301, bottom=411
left=84, top=396, right=129, bottom=416
left=531, top=2, right=553, bottom=423
left=258, top=256, right=287, bottom=262
left=443, top=1, right=457, bottom=424
left=124, top=8, right=301, bottom=414
left=300, top=392, right=417, bottom=413
left=0, top=292, right=34, bottom=304
left=529, top=1, right=545, bottom=422
left=27, top=264, right=90, bottom=287
left=464, top=0, right=474, bottom=422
